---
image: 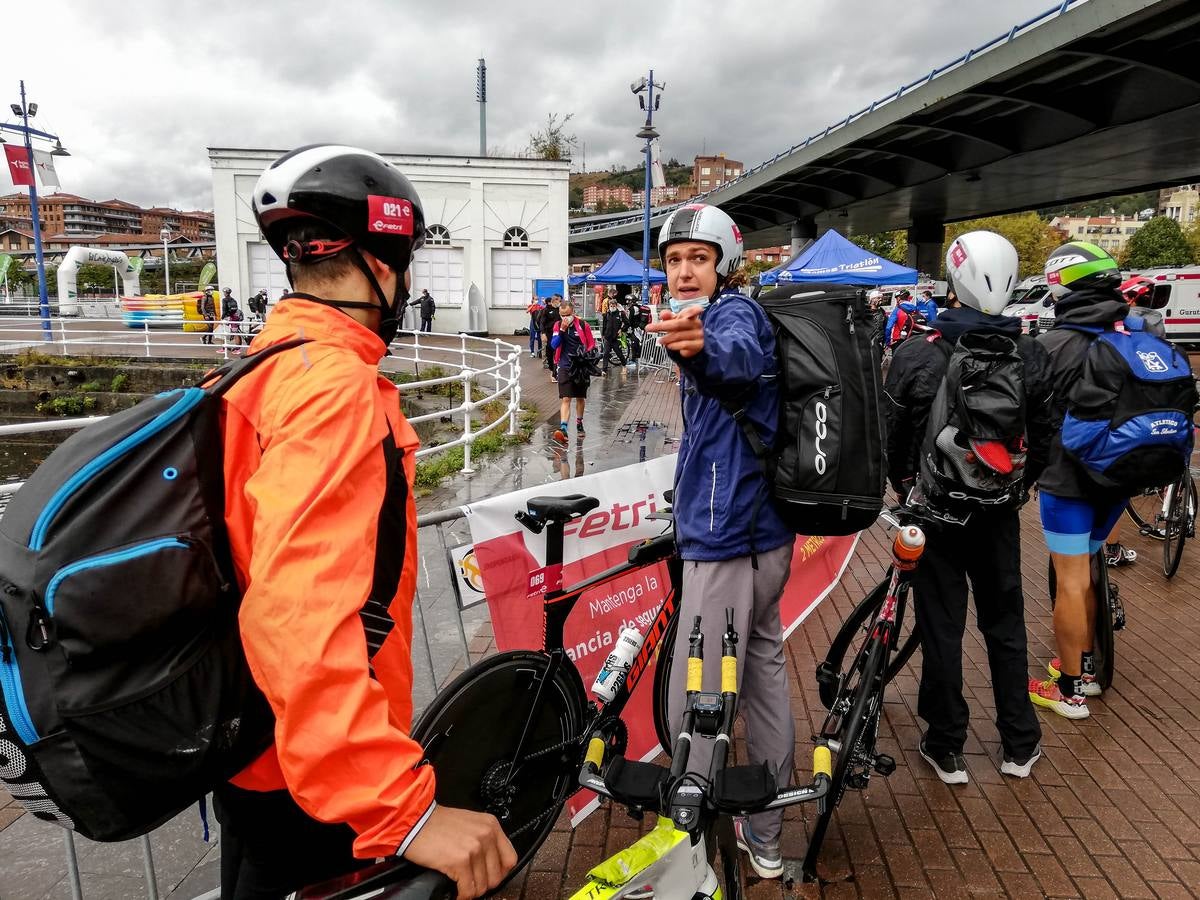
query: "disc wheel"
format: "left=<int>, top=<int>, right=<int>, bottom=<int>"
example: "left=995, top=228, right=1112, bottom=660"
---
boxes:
left=412, top=650, right=588, bottom=883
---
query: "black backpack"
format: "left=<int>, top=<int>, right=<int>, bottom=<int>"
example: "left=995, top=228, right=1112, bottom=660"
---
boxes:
left=917, top=331, right=1028, bottom=512
left=731, top=284, right=886, bottom=536
left=0, top=340, right=304, bottom=841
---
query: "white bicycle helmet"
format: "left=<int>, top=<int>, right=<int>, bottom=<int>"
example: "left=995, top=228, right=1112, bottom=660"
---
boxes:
left=657, top=203, right=744, bottom=279
left=944, top=231, right=1019, bottom=315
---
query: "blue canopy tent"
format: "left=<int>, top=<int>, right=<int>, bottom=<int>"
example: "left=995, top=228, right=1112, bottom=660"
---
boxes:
left=569, top=247, right=667, bottom=286
left=758, top=231, right=917, bottom=287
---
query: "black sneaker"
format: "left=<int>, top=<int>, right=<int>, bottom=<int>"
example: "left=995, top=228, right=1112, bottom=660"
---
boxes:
left=919, top=736, right=968, bottom=785
left=1000, top=743, right=1042, bottom=779
left=1104, top=542, right=1136, bottom=567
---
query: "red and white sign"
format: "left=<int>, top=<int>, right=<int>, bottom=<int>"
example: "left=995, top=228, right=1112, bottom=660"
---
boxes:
left=4, top=145, right=34, bottom=187
left=949, top=242, right=968, bottom=269
left=464, top=455, right=859, bottom=824
left=366, top=194, right=414, bottom=235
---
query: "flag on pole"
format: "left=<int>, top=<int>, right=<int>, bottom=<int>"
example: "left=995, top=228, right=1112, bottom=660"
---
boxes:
left=197, top=261, right=216, bottom=290
left=650, top=138, right=666, bottom=190
left=4, top=145, right=34, bottom=187
left=31, top=150, right=60, bottom=189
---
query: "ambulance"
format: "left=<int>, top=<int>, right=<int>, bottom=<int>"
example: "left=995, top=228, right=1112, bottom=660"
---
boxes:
left=1125, top=267, right=1200, bottom=347
left=1001, top=276, right=1052, bottom=332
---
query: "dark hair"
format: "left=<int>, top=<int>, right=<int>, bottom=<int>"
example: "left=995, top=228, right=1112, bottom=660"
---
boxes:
left=281, top=220, right=358, bottom=285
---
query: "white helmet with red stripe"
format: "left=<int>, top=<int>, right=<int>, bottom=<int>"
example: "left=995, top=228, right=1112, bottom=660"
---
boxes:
left=944, top=230, right=1018, bottom=316
left=657, top=203, right=744, bottom=279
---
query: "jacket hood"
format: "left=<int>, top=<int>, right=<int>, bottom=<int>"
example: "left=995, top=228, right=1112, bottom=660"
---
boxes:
left=933, top=305, right=1021, bottom=343
left=1052, top=291, right=1127, bottom=327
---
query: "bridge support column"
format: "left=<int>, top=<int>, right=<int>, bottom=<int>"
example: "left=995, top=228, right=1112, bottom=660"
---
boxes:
left=789, top=219, right=816, bottom=258
left=906, top=220, right=945, bottom=277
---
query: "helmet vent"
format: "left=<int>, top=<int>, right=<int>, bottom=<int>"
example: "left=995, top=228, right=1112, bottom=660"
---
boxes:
left=261, top=192, right=276, bottom=205
left=984, top=275, right=992, bottom=292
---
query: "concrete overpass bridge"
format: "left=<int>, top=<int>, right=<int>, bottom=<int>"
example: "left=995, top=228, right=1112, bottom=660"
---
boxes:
left=569, top=0, right=1200, bottom=272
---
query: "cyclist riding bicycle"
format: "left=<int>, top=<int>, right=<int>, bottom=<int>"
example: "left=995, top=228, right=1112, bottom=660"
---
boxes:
left=883, top=231, right=1051, bottom=783
left=215, top=144, right=514, bottom=899
left=1031, top=241, right=1131, bottom=719
left=645, top=203, right=795, bottom=880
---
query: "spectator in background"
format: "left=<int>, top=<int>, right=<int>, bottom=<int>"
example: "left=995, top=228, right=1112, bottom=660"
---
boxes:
left=527, top=296, right=544, bottom=356
left=601, top=296, right=627, bottom=373
left=199, top=287, right=217, bottom=345
left=551, top=299, right=595, bottom=441
left=541, top=295, right=562, bottom=378
left=419, top=288, right=436, bottom=332
left=222, top=288, right=245, bottom=348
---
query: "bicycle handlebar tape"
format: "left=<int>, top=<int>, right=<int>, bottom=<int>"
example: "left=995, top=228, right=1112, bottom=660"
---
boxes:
left=892, top=525, right=925, bottom=571
left=585, top=736, right=606, bottom=772
left=813, top=745, right=832, bottom=779
left=721, top=655, right=738, bottom=695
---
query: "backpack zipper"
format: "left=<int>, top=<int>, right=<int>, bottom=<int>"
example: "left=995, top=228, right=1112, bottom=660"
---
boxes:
left=43, top=538, right=190, bottom=618
left=0, top=598, right=39, bottom=743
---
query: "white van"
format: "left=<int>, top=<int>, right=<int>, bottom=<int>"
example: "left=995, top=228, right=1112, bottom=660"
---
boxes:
left=1127, top=267, right=1200, bottom=347
left=1001, top=276, right=1053, bottom=332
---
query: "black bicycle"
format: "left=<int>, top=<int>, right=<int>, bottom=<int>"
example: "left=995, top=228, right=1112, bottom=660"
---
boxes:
left=808, top=508, right=927, bottom=877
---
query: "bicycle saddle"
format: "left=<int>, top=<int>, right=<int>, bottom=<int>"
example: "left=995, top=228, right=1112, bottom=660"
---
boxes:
left=526, top=494, right=599, bottom=521
left=289, top=860, right=453, bottom=900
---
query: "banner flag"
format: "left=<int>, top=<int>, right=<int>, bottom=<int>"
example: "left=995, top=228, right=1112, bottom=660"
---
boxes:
left=0, top=254, right=13, bottom=282
left=197, top=262, right=217, bottom=290
left=463, top=454, right=859, bottom=824
left=31, top=150, right=60, bottom=189
left=650, top=139, right=666, bottom=190
left=4, top=145, right=34, bottom=187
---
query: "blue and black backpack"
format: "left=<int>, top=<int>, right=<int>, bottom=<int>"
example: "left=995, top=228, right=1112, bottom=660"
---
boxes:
left=0, top=339, right=304, bottom=841
left=1060, top=317, right=1197, bottom=491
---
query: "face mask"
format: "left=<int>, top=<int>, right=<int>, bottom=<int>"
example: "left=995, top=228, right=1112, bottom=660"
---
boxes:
left=668, top=295, right=711, bottom=315
left=561, top=315, right=574, bottom=326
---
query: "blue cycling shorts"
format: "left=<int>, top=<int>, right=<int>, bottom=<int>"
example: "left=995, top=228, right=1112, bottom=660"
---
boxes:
left=1039, top=492, right=1127, bottom=556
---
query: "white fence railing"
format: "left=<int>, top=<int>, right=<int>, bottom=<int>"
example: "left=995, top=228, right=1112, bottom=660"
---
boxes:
left=0, top=318, right=523, bottom=496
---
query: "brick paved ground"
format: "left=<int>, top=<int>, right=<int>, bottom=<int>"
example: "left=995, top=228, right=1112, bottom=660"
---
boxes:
left=490, top=499, right=1200, bottom=899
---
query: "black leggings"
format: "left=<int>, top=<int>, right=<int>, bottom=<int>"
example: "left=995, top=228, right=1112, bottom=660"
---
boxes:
left=214, top=783, right=373, bottom=899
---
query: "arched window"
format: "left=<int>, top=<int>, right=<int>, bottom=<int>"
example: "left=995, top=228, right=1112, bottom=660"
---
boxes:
left=502, top=226, right=529, bottom=248
left=425, top=224, right=451, bottom=246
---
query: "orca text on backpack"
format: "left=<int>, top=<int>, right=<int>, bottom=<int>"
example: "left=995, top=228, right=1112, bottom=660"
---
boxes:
left=917, top=331, right=1029, bottom=513
left=1059, top=317, right=1197, bottom=490
left=728, top=284, right=886, bottom=536
left=0, top=339, right=305, bottom=841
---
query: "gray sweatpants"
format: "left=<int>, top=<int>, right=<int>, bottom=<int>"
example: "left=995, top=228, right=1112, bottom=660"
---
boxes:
left=666, top=542, right=795, bottom=845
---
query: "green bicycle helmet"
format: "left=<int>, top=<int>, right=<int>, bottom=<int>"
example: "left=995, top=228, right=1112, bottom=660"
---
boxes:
left=1044, top=241, right=1121, bottom=299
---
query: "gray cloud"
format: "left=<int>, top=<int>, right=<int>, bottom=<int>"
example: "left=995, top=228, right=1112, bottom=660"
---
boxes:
left=1, top=0, right=1055, bottom=210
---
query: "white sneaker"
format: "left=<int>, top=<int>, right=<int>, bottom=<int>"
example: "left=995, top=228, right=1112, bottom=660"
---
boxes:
left=1000, top=743, right=1042, bottom=778
left=733, top=817, right=782, bottom=879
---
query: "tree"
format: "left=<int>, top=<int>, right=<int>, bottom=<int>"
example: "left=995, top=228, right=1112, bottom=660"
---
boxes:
left=944, top=213, right=1059, bottom=279
left=1184, top=222, right=1200, bottom=265
left=569, top=185, right=584, bottom=208
left=1120, top=216, right=1193, bottom=268
left=528, top=113, right=577, bottom=161
left=857, top=230, right=908, bottom=265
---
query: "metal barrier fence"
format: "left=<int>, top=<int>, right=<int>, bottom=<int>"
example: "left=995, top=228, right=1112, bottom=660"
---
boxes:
left=0, top=496, right=482, bottom=899
left=0, top=317, right=522, bottom=484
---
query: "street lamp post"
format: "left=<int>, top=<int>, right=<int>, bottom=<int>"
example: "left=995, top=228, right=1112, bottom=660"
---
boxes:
left=0, top=81, right=69, bottom=339
left=160, top=227, right=172, bottom=295
left=631, top=72, right=664, bottom=308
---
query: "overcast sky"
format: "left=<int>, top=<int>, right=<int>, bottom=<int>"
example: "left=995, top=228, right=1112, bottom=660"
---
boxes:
left=0, top=0, right=1058, bottom=211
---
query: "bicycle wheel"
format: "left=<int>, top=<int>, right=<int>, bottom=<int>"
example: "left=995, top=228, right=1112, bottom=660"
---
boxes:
left=806, top=635, right=887, bottom=873
left=1092, top=556, right=1115, bottom=691
left=1163, top=476, right=1191, bottom=578
left=651, top=609, right=679, bottom=755
left=1126, top=489, right=1167, bottom=540
left=412, top=650, right=589, bottom=881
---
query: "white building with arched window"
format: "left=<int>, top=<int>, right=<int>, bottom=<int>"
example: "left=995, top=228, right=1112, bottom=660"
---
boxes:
left=208, top=148, right=570, bottom=334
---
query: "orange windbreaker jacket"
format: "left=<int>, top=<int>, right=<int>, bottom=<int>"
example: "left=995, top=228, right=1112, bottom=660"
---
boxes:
left=219, top=298, right=434, bottom=859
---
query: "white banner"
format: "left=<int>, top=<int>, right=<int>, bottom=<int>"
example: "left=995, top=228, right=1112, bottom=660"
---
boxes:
left=32, top=150, right=60, bottom=189
left=650, top=139, right=666, bottom=190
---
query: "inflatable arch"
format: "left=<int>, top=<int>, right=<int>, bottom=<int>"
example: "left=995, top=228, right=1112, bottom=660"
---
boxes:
left=56, top=246, right=141, bottom=316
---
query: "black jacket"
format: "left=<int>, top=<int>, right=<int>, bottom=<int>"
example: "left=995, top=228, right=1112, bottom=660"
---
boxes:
left=419, top=294, right=436, bottom=317
left=541, top=306, right=561, bottom=338
left=1036, top=291, right=1130, bottom=500
left=884, top=305, right=1053, bottom=496
left=602, top=307, right=625, bottom=340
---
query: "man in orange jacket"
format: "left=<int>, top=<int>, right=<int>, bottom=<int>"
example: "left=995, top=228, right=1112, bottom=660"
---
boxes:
left=214, top=145, right=515, bottom=899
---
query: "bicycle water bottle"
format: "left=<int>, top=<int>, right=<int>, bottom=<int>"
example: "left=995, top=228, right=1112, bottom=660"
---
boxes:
left=591, top=627, right=646, bottom=703
left=893, top=525, right=925, bottom=570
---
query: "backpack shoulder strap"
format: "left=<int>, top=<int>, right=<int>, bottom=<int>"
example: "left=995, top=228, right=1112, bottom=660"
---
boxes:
left=1056, top=322, right=1104, bottom=337
left=205, top=337, right=311, bottom=398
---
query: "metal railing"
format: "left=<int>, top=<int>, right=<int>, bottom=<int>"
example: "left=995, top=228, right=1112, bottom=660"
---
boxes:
left=569, top=0, right=1089, bottom=236
left=0, top=318, right=522, bottom=493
